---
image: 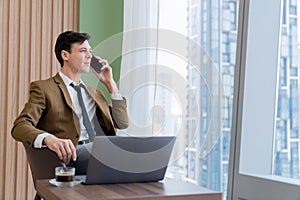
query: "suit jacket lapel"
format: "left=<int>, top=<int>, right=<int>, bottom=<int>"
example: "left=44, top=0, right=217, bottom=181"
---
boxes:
left=53, top=73, right=74, bottom=111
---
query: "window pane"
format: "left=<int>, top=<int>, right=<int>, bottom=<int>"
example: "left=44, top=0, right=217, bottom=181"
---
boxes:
left=273, top=0, right=300, bottom=179
left=155, top=0, right=239, bottom=199
left=166, top=0, right=238, bottom=199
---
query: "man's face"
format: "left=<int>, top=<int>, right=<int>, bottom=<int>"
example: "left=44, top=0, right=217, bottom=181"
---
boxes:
left=66, top=40, right=92, bottom=73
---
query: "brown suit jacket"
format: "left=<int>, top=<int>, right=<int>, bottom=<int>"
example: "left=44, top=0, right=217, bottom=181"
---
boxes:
left=11, top=73, right=129, bottom=147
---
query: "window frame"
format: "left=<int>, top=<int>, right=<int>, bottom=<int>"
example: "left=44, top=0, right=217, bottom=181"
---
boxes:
left=227, top=0, right=300, bottom=199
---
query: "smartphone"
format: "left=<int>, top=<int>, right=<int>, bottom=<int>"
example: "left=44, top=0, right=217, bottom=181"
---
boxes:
left=90, top=56, right=103, bottom=73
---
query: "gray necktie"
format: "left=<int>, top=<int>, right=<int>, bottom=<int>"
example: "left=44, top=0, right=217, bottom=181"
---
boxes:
left=71, top=83, right=95, bottom=142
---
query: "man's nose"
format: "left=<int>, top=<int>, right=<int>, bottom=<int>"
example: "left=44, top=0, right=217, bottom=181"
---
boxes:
left=87, top=51, right=92, bottom=58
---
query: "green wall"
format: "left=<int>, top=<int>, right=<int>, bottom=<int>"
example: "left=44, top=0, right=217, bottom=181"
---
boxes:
left=79, top=0, right=123, bottom=102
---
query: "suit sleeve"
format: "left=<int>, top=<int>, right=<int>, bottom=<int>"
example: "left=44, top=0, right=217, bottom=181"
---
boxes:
left=11, top=82, right=46, bottom=146
left=110, top=97, right=129, bottom=129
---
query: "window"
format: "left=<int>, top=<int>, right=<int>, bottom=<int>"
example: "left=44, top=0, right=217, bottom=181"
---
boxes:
left=228, top=0, right=300, bottom=199
left=121, top=0, right=239, bottom=199
left=274, top=0, right=300, bottom=180
left=166, top=0, right=239, bottom=198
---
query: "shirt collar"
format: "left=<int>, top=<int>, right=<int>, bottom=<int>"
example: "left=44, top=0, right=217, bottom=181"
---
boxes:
left=58, top=71, right=85, bottom=86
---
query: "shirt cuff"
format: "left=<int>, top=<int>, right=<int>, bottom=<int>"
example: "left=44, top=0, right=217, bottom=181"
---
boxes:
left=110, top=92, right=123, bottom=100
left=34, top=132, right=51, bottom=148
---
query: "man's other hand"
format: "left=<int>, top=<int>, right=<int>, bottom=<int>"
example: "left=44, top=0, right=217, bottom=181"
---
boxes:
left=43, top=135, right=76, bottom=163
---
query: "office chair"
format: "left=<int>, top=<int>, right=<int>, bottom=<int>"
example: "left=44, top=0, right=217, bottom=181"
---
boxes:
left=23, top=144, right=62, bottom=200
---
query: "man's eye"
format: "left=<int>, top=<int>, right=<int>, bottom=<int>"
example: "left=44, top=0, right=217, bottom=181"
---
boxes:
left=79, top=49, right=92, bottom=54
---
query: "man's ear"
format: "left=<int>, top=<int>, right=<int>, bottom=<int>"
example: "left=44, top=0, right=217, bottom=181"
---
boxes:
left=61, top=50, right=69, bottom=61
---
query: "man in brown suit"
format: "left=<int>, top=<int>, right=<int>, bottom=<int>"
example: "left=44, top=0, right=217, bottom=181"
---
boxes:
left=11, top=31, right=129, bottom=174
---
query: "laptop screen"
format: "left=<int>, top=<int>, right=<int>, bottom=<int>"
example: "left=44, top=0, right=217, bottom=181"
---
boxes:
left=81, top=136, right=176, bottom=184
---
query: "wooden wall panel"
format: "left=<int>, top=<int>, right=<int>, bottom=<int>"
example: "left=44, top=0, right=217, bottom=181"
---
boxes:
left=0, top=0, right=79, bottom=199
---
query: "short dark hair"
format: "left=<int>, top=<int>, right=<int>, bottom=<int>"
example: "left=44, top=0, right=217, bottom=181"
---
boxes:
left=54, top=31, right=91, bottom=67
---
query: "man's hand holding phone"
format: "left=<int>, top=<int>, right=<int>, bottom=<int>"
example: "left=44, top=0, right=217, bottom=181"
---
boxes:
left=90, top=55, right=119, bottom=94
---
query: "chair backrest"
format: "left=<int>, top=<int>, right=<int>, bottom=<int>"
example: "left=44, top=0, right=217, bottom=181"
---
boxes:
left=23, top=144, right=62, bottom=189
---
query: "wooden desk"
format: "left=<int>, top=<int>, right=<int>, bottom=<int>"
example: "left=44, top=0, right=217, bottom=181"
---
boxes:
left=36, top=178, right=222, bottom=200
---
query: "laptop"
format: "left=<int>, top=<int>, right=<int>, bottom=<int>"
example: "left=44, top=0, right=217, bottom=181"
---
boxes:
left=76, top=136, right=176, bottom=184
